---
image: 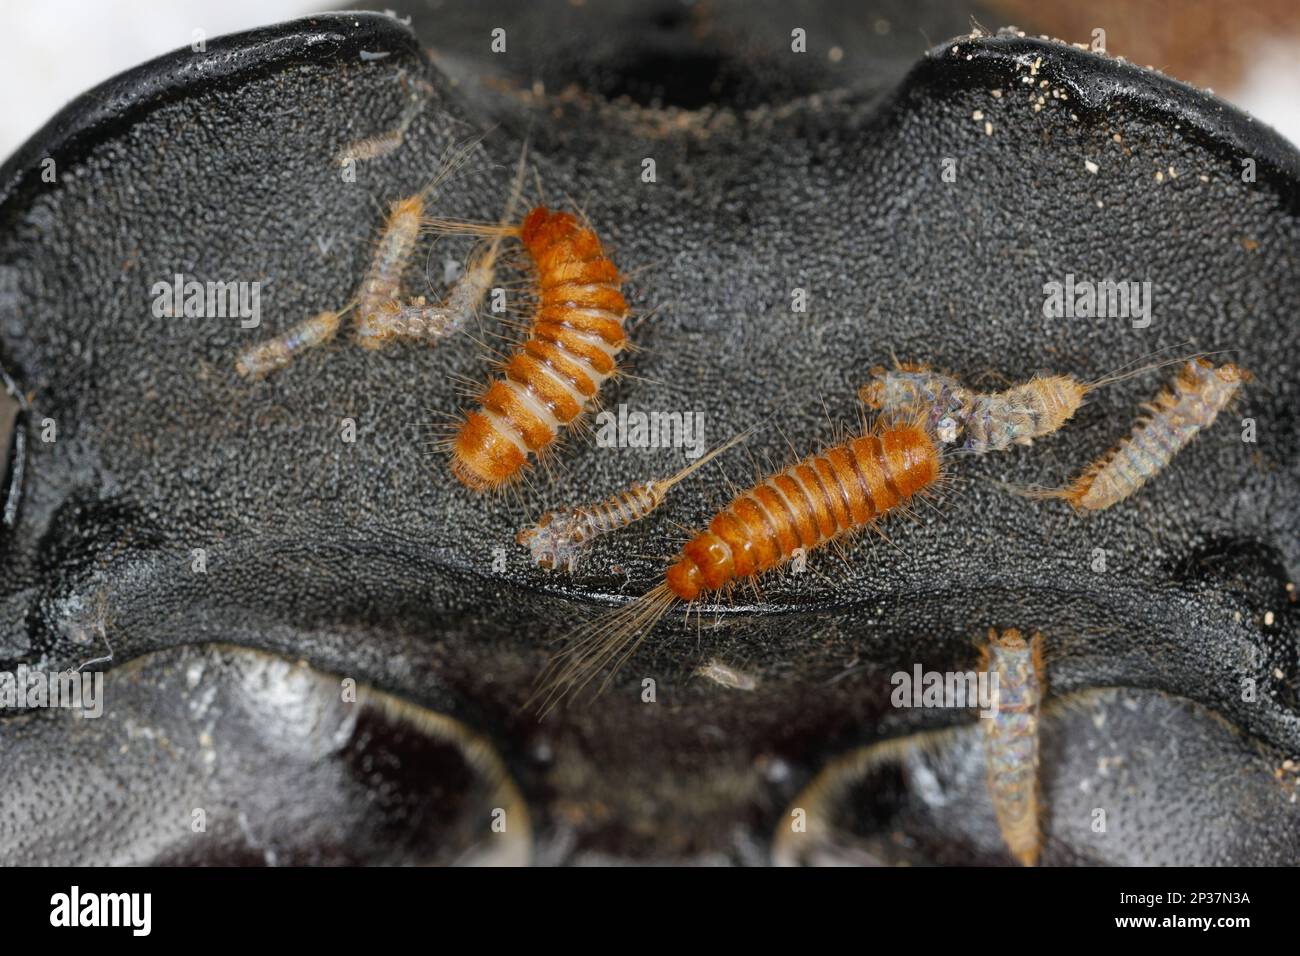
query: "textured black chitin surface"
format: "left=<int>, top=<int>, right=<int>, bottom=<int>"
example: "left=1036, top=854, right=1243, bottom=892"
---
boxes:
left=0, top=4, right=1296, bottom=863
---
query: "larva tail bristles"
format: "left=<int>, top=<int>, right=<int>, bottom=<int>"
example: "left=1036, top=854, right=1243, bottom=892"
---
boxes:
left=528, top=583, right=679, bottom=718
left=421, top=138, right=531, bottom=245
left=657, top=425, right=757, bottom=492
left=421, top=217, right=521, bottom=239
left=1082, top=341, right=1232, bottom=391
left=413, top=130, right=493, bottom=205
left=999, top=480, right=1089, bottom=511
left=487, top=138, right=529, bottom=256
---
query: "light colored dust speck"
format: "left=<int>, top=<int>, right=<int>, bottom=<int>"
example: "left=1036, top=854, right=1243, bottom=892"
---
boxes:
left=1085, top=159, right=1099, bottom=174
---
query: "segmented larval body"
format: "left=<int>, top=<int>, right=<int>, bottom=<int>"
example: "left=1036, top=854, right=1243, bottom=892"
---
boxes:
left=981, top=628, right=1045, bottom=867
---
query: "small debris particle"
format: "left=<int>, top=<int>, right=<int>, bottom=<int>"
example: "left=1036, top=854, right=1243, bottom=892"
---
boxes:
left=828, top=46, right=843, bottom=63
left=1199, top=174, right=1210, bottom=182
left=1241, top=237, right=1260, bottom=251
left=984, top=121, right=993, bottom=136
left=1274, top=667, right=1285, bottom=680
left=973, top=109, right=984, bottom=121
left=1168, top=166, right=1178, bottom=178
left=1265, top=610, right=1275, bottom=626
left=1085, top=159, right=1099, bottom=174
left=992, top=88, right=1003, bottom=98
left=1155, top=170, right=1164, bottom=183
left=1112, top=132, right=1123, bottom=143
left=696, top=659, right=759, bottom=691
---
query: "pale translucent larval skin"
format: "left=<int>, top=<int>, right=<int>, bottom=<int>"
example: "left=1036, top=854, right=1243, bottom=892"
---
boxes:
left=235, top=310, right=342, bottom=379
left=861, top=366, right=973, bottom=443
left=1063, top=359, right=1247, bottom=511
left=354, top=195, right=424, bottom=348
left=517, top=481, right=662, bottom=572
left=964, top=375, right=1082, bottom=453
left=981, top=628, right=1045, bottom=867
left=862, top=366, right=1083, bottom=451
left=354, top=256, right=499, bottom=348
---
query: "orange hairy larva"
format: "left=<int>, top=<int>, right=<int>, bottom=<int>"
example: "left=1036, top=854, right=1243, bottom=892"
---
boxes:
left=980, top=628, right=1045, bottom=867
left=235, top=310, right=343, bottom=379
left=664, top=423, right=939, bottom=601
left=451, top=206, right=629, bottom=491
left=534, top=423, right=943, bottom=712
left=1034, top=358, right=1249, bottom=511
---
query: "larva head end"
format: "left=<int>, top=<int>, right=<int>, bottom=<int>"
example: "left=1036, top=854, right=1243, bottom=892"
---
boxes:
left=858, top=379, right=886, bottom=409
left=519, top=205, right=552, bottom=247
left=993, top=628, right=1026, bottom=650
left=1217, top=362, right=1252, bottom=385
left=666, top=559, right=704, bottom=602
